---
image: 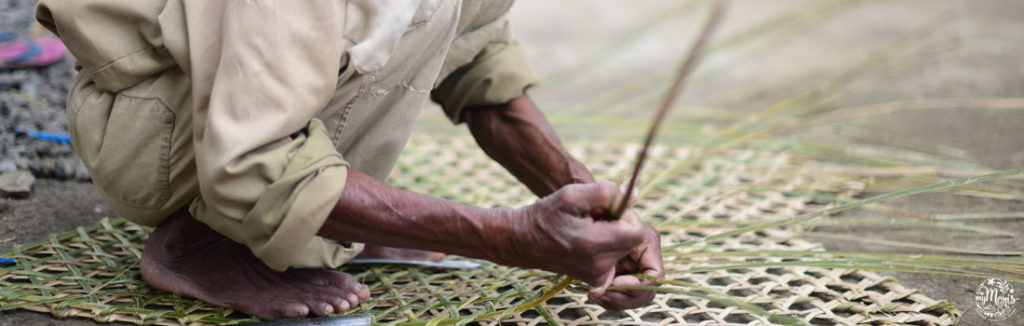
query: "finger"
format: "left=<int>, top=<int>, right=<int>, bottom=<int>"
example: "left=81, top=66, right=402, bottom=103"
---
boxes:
left=640, top=269, right=663, bottom=286
left=611, top=274, right=642, bottom=288
left=588, top=275, right=655, bottom=310
left=596, top=289, right=656, bottom=310
left=641, top=254, right=665, bottom=277
left=615, top=254, right=640, bottom=272
left=552, top=181, right=618, bottom=215
left=637, top=225, right=666, bottom=281
left=591, top=221, right=646, bottom=252
left=586, top=267, right=617, bottom=298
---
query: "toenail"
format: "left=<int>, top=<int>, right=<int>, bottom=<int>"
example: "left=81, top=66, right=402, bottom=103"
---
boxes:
left=285, top=304, right=309, bottom=317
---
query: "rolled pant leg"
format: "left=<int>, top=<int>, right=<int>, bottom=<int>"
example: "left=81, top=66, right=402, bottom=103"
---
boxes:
left=67, top=67, right=362, bottom=269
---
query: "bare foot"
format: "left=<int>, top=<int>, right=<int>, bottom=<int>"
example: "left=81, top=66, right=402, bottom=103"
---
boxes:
left=140, top=210, right=370, bottom=319
left=357, top=245, right=445, bottom=261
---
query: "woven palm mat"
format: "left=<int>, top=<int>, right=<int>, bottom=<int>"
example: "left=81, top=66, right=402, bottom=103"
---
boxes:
left=0, top=136, right=960, bottom=325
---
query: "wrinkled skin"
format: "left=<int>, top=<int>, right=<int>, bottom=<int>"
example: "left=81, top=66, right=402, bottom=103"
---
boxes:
left=319, top=174, right=661, bottom=311
left=591, top=223, right=664, bottom=309
left=140, top=94, right=665, bottom=319
left=465, top=96, right=664, bottom=308
left=141, top=210, right=371, bottom=319
left=513, top=183, right=664, bottom=309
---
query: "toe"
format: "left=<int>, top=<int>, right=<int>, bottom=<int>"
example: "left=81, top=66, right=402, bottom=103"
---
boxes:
left=328, top=272, right=370, bottom=302
left=325, top=270, right=356, bottom=286
left=273, top=301, right=311, bottom=319
left=326, top=296, right=350, bottom=312
left=338, top=299, right=351, bottom=312
left=354, top=284, right=371, bottom=301
left=345, top=293, right=361, bottom=307
left=309, top=301, right=334, bottom=316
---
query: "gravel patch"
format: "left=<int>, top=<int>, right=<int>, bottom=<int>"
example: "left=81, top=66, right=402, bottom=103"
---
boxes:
left=0, top=0, right=88, bottom=182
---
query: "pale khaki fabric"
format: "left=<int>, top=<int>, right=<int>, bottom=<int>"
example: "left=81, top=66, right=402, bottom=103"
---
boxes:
left=38, top=0, right=538, bottom=271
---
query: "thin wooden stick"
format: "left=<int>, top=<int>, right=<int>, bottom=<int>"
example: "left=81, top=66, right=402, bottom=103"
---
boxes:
left=612, top=0, right=730, bottom=219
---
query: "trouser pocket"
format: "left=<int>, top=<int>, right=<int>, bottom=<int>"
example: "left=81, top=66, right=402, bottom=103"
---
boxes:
left=87, top=95, right=174, bottom=209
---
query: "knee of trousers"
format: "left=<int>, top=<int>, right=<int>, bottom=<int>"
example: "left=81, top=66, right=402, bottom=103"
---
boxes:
left=66, top=70, right=363, bottom=270
left=66, top=69, right=198, bottom=227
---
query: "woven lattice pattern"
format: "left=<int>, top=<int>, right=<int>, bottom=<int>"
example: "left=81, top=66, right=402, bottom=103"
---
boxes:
left=0, top=137, right=959, bottom=325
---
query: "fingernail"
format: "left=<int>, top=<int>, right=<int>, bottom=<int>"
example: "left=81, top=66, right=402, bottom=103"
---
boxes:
left=589, top=273, right=614, bottom=296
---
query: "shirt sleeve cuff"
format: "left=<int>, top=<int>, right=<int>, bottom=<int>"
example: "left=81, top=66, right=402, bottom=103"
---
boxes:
left=432, top=42, right=539, bottom=124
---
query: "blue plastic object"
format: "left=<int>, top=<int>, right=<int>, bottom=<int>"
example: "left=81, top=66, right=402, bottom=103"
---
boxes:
left=0, top=257, right=15, bottom=264
left=14, top=126, right=71, bottom=144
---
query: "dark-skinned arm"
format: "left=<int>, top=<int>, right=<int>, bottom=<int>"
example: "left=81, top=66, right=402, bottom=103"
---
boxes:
left=318, top=171, right=645, bottom=289
left=463, top=93, right=666, bottom=310
left=464, top=95, right=594, bottom=197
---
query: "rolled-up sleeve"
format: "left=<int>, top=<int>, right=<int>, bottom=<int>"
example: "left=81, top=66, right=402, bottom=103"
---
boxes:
left=182, top=0, right=354, bottom=271
left=431, top=1, right=539, bottom=123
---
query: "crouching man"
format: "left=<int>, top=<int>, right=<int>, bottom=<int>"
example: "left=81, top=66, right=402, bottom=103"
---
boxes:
left=37, top=0, right=664, bottom=319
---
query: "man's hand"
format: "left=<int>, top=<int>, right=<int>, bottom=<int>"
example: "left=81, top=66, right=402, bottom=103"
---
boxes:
left=588, top=216, right=664, bottom=310
left=502, top=182, right=646, bottom=288
left=581, top=185, right=665, bottom=310
left=504, top=181, right=664, bottom=311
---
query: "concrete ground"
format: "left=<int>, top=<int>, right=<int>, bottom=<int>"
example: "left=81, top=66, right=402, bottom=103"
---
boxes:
left=2, top=0, right=1023, bottom=325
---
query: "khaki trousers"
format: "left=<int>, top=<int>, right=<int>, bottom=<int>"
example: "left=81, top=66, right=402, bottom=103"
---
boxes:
left=51, top=0, right=535, bottom=270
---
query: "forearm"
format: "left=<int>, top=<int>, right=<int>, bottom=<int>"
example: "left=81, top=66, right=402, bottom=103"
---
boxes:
left=318, top=167, right=647, bottom=292
left=464, top=94, right=594, bottom=197
left=317, top=170, right=515, bottom=263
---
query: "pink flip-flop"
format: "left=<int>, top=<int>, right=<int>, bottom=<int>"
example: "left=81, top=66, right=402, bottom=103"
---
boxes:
left=0, top=35, right=66, bottom=68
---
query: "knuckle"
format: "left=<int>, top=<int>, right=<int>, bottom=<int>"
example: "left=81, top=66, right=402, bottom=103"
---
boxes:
left=558, top=185, right=583, bottom=203
left=595, top=181, right=616, bottom=202
left=596, top=180, right=616, bottom=189
left=564, top=191, right=583, bottom=205
left=619, top=226, right=646, bottom=244
left=631, top=229, right=647, bottom=245
left=645, top=224, right=661, bottom=240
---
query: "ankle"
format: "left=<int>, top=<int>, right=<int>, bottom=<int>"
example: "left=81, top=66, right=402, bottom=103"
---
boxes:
left=149, top=209, right=225, bottom=257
